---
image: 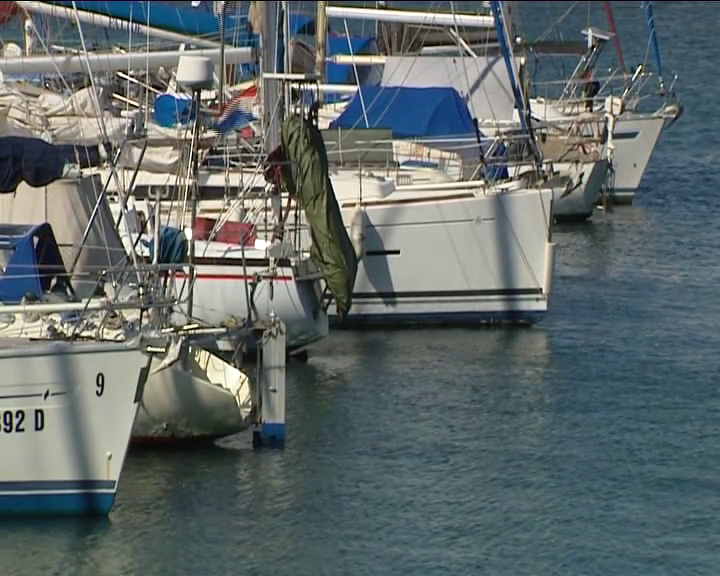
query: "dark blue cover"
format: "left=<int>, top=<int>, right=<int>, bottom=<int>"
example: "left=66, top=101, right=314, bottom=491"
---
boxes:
left=141, top=227, right=188, bottom=265
left=0, top=137, right=66, bottom=193
left=0, top=137, right=108, bottom=193
left=329, top=86, right=476, bottom=140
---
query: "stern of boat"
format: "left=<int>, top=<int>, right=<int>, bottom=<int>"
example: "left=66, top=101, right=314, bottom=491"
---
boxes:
left=551, top=159, right=609, bottom=222
left=132, top=338, right=253, bottom=443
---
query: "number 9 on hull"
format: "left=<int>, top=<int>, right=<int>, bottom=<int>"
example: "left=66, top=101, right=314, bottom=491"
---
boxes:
left=0, top=338, right=150, bottom=515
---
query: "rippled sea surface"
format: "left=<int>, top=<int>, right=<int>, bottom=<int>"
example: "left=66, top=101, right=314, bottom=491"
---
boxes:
left=2, top=2, right=720, bottom=575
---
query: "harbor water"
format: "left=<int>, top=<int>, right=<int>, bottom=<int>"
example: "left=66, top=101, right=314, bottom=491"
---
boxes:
left=1, top=2, right=719, bottom=575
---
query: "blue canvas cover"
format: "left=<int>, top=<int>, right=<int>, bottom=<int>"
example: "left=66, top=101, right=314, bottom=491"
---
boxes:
left=326, top=35, right=377, bottom=85
left=154, top=93, right=196, bottom=128
left=45, top=1, right=248, bottom=41
left=0, top=223, right=70, bottom=303
left=141, top=226, right=188, bottom=265
left=329, top=86, right=476, bottom=141
left=0, top=137, right=108, bottom=193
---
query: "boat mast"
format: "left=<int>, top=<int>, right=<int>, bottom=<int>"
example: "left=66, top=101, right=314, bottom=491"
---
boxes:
left=641, top=0, right=665, bottom=95
left=490, top=0, right=542, bottom=170
left=603, top=1, right=628, bottom=83
left=218, top=0, right=227, bottom=109
left=260, top=1, right=282, bottom=153
left=315, top=1, right=327, bottom=103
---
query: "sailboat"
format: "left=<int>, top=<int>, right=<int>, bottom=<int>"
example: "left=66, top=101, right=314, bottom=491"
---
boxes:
left=4, top=0, right=330, bottom=354
left=525, top=2, right=682, bottom=204
left=281, top=3, right=609, bottom=222
left=0, top=138, right=156, bottom=514
left=94, top=1, right=359, bottom=343
left=0, top=135, right=256, bottom=445
left=313, top=1, right=558, bottom=325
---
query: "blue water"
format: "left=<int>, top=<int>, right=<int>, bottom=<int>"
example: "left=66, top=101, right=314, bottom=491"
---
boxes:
left=2, top=2, right=720, bottom=575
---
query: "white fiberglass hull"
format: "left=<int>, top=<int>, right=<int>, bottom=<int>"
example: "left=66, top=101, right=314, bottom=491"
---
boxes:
left=529, top=99, right=667, bottom=204
left=108, top=201, right=328, bottom=352
left=546, top=159, right=609, bottom=222
left=0, top=338, right=148, bottom=515
left=604, top=114, right=664, bottom=203
left=0, top=312, right=253, bottom=444
left=328, top=176, right=556, bottom=325
left=175, top=249, right=328, bottom=353
left=132, top=341, right=253, bottom=443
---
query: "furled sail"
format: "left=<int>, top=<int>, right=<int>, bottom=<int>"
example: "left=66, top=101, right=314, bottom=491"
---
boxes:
left=272, top=111, right=358, bottom=319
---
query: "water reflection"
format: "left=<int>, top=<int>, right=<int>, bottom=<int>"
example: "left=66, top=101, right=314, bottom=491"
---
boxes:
left=300, top=326, right=554, bottom=449
left=0, top=516, right=115, bottom=576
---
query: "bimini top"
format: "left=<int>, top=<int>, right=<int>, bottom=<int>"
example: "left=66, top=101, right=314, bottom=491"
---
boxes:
left=0, top=222, right=70, bottom=304
left=329, top=85, right=477, bottom=141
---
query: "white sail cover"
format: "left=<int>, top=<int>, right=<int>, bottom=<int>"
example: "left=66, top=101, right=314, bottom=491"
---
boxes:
left=0, top=174, right=128, bottom=298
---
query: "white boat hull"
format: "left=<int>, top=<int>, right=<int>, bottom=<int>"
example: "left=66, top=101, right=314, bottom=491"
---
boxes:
left=108, top=199, right=329, bottom=352
left=0, top=339, right=148, bottom=515
left=328, top=180, right=556, bottom=325
left=132, top=341, right=253, bottom=443
left=0, top=313, right=254, bottom=444
left=548, top=159, right=609, bottom=222
left=604, top=114, right=665, bottom=203
left=174, top=258, right=327, bottom=353
left=529, top=99, right=668, bottom=204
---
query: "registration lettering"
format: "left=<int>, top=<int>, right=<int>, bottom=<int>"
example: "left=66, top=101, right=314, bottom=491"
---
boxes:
left=0, top=409, right=44, bottom=433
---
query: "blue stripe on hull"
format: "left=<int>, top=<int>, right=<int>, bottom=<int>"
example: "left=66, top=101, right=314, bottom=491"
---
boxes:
left=0, top=480, right=118, bottom=515
left=0, top=492, right=116, bottom=515
left=330, top=310, right=545, bottom=327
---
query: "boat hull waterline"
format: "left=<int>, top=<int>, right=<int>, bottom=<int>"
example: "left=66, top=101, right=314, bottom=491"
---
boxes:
left=0, top=339, right=149, bottom=515
left=328, top=184, right=556, bottom=326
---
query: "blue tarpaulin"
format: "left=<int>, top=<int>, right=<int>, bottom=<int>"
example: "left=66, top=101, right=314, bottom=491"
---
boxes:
left=141, top=226, right=188, bottom=265
left=329, top=86, right=476, bottom=140
left=326, top=35, right=377, bottom=85
left=154, top=93, right=196, bottom=128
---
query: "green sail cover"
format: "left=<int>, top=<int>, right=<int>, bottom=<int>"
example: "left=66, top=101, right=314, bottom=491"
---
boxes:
left=279, top=113, right=358, bottom=319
